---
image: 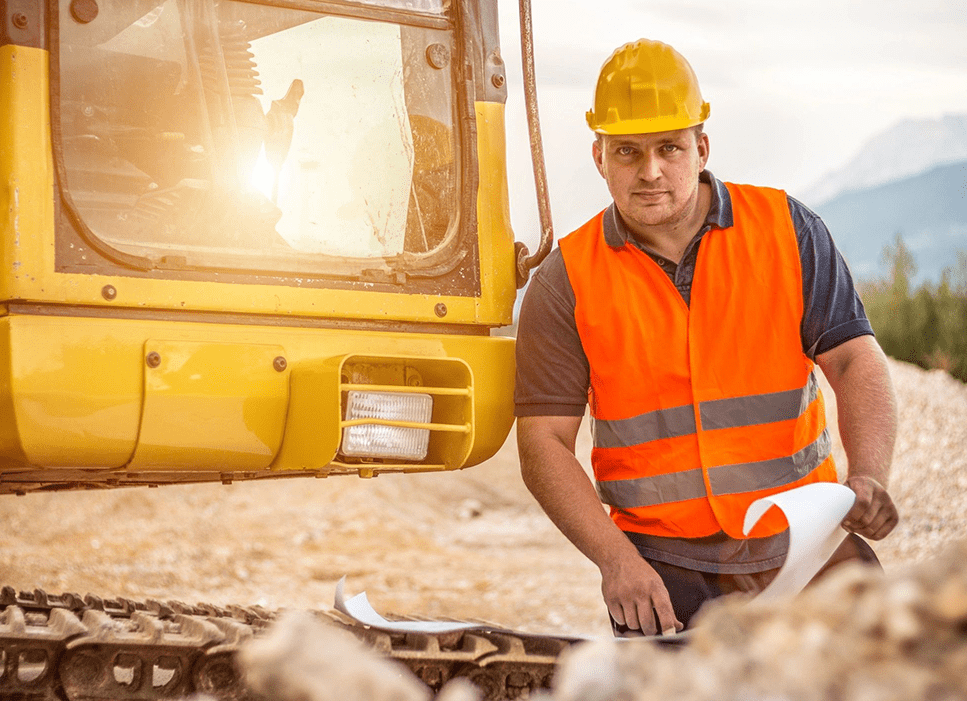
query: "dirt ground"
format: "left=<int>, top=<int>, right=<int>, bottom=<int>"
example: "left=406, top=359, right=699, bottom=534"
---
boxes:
left=0, top=412, right=608, bottom=637
left=1, top=358, right=964, bottom=639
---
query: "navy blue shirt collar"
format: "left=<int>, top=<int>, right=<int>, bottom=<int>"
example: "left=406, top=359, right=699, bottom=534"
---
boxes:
left=602, top=170, right=734, bottom=249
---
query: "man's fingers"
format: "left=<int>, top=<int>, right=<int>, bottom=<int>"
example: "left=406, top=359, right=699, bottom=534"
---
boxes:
left=601, top=556, right=678, bottom=638
left=609, top=597, right=678, bottom=637
left=866, top=505, right=900, bottom=540
left=845, top=512, right=897, bottom=540
left=844, top=477, right=898, bottom=530
left=631, top=602, right=657, bottom=636
left=652, top=599, right=681, bottom=635
left=608, top=603, right=626, bottom=628
left=843, top=491, right=877, bottom=529
left=843, top=500, right=870, bottom=527
left=842, top=484, right=898, bottom=540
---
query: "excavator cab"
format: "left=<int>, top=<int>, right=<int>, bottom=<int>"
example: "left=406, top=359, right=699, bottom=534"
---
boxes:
left=0, top=0, right=522, bottom=493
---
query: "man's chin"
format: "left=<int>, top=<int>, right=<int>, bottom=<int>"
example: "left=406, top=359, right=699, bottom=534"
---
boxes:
left=625, top=207, right=675, bottom=230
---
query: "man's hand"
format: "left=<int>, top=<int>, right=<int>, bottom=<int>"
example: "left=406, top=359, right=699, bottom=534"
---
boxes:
left=842, top=475, right=899, bottom=540
left=601, top=551, right=682, bottom=637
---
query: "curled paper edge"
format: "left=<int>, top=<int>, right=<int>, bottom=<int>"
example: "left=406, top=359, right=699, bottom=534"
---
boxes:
left=334, top=576, right=487, bottom=634
left=743, top=482, right=857, bottom=601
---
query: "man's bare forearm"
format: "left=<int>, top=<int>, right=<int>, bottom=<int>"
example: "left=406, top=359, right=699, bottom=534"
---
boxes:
left=819, top=335, right=897, bottom=486
left=517, top=416, right=638, bottom=568
left=516, top=416, right=681, bottom=634
left=817, top=335, right=899, bottom=539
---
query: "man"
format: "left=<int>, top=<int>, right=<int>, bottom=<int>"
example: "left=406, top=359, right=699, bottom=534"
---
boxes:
left=514, top=38, right=899, bottom=637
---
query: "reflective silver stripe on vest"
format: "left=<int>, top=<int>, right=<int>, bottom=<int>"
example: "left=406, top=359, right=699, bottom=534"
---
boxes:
left=596, top=429, right=831, bottom=508
left=707, top=428, right=832, bottom=496
left=593, top=372, right=819, bottom=448
left=700, top=371, right=820, bottom=431
left=592, top=404, right=696, bottom=449
left=597, top=467, right=707, bottom=508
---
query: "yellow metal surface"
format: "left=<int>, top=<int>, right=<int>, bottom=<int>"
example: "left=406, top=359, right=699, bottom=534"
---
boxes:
left=473, top=101, right=518, bottom=325
left=0, top=316, right=141, bottom=467
left=128, top=340, right=289, bottom=470
left=0, top=45, right=54, bottom=303
left=0, top=313, right=515, bottom=481
left=272, top=355, right=344, bottom=473
left=0, top=41, right=516, bottom=329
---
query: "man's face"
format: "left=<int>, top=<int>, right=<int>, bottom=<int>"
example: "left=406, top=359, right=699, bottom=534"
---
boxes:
left=592, top=128, right=710, bottom=236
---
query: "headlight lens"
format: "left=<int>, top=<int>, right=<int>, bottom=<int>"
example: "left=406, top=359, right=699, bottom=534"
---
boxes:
left=341, top=391, right=433, bottom=460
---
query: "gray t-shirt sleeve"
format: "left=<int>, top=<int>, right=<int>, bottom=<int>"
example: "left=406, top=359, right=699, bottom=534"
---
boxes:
left=791, top=196, right=875, bottom=359
left=513, top=248, right=590, bottom=417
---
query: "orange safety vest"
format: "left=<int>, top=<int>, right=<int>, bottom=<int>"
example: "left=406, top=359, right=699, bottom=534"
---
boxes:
left=558, top=182, right=837, bottom=540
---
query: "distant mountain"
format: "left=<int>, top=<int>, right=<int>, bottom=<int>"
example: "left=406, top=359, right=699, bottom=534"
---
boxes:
left=814, top=160, right=967, bottom=283
left=803, top=115, right=967, bottom=206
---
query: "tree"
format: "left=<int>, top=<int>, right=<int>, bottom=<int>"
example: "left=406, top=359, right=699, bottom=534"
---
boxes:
left=863, top=237, right=967, bottom=384
left=871, top=233, right=917, bottom=363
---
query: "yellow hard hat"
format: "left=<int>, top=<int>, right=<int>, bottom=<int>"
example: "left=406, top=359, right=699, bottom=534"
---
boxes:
left=586, top=39, right=710, bottom=135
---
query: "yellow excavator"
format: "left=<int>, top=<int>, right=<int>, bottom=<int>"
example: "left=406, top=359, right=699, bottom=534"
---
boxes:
left=0, top=0, right=570, bottom=698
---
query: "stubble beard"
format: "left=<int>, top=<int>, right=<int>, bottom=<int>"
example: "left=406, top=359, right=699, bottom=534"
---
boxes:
left=621, top=186, right=699, bottom=238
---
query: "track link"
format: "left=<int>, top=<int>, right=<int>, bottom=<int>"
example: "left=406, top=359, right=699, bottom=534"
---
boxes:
left=0, top=586, right=574, bottom=701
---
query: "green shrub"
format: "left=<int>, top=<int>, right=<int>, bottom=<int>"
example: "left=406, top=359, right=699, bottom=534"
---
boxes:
left=860, top=235, right=967, bottom=382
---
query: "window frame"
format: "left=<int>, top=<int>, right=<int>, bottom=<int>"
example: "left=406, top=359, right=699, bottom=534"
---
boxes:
left=49, top=0, right=482, bottom=294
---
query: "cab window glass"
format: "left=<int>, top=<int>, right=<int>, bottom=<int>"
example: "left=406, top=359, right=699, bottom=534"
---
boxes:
left=57, top=0, right=460, bottom=276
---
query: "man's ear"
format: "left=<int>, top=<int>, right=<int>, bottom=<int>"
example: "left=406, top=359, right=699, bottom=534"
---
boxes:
left=592, top=137, right=606, bottom=178
left=697, top=132, right=710, bottom=171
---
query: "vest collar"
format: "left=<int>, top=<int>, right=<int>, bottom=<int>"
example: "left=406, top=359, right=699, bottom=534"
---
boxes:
left=603, top=170, right=734, bottom=249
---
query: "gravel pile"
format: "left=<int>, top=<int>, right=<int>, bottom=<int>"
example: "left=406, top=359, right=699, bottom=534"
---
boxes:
left=545, top=537, right=967, bottom=701
left=873, top=361, right=967, bottom=567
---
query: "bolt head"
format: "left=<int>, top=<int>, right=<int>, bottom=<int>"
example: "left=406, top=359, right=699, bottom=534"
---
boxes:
left=11, top=12, right=28, bottom=29
left=273, top=356, right=288, bottom=372
left=101, top=285, right=117, bottom=301
left=69, top=0, right=99, bottom=24
left=425, top=43, right=450, bottom=69
left=491, top=73, right=506, bottom=88
left=145, top=352, right=161, bottom=368
left=434, top=303, right=448, bottom=318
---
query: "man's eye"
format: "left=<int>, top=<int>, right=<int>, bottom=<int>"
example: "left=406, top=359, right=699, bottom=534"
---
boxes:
left=617, top=147, right=636, bottom=156
left=661, top=144, right=679, bottom=153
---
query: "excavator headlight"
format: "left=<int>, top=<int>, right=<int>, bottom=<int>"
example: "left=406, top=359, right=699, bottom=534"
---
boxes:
left=341, top=391, right=433, bottom=461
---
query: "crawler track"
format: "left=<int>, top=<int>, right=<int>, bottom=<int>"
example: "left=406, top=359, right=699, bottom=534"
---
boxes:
left=0, top=586, right=575, bottom=701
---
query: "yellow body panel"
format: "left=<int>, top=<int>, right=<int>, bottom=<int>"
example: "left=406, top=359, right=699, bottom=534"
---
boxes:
left=0, top=45, right=55, bottom=302
left=0, top=47, right=518, bottom=328
left=130, top=340, right=290, bottom=471
left=0, top=314, right=515, bottom=488
left=473, top=101, right=518, bottom=323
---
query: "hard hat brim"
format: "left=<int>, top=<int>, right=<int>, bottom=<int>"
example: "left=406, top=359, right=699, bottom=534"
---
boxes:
left=587, top=104, right=710, bottom=135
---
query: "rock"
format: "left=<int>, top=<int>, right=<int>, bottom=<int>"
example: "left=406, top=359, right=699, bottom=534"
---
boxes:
left=239, top=611, right=430, bottom=701
left=457, top=499, right=484, bottom=520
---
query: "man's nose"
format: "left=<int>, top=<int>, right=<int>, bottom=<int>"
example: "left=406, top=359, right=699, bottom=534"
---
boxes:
left=637, top=154, right=661, bottom=181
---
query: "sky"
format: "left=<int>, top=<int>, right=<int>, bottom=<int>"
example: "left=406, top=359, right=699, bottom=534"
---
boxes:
left=495, top=0, right=967, bottom=252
